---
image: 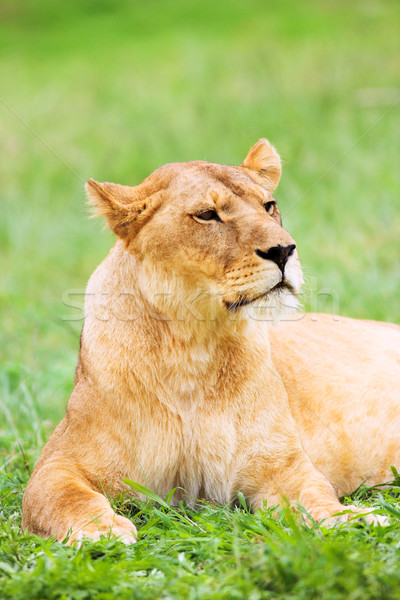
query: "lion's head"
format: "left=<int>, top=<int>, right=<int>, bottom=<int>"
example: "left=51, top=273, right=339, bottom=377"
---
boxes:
left=86, top=139, right=302, bottom=323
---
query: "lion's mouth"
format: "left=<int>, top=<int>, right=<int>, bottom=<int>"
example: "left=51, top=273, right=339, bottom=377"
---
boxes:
left=224, top=280, right=296, bottom=312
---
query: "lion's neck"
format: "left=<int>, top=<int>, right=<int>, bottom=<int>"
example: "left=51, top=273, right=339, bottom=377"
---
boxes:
left=85, top=242, right=271, bottom=409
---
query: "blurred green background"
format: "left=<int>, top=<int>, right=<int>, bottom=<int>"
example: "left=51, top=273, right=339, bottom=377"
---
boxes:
left=0, top=3, right=399, bottom=597
left=0, top=0, right=399, bottom=443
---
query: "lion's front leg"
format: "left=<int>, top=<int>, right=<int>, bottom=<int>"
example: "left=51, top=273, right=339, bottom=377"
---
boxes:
left=248, top=453, right=343, bottom=518
left=22, top=458, right=137, bottom=546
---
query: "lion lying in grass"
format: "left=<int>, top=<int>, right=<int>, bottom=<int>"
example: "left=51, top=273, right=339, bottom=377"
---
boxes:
left=22, top=139, right=400, bottom=544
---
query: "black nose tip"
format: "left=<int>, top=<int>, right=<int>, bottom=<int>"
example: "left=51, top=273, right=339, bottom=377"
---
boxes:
left=255, top=244, right=296, bottom=272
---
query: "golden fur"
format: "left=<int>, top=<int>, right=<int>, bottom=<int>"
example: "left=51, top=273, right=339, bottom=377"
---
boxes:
left=22, top=139, right=400, bottom=544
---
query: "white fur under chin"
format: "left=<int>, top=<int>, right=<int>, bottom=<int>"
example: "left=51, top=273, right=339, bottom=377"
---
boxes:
left=241, top=289, right=300, bottom=326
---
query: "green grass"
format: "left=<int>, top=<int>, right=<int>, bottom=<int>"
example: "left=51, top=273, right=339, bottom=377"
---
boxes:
left=0, top=0, right=399, bottom=597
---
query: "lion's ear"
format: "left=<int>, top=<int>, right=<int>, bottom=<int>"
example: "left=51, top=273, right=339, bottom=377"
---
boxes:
left=240, top=138, right=281, bottom=191
left=86, top=178, right=161, bottom=239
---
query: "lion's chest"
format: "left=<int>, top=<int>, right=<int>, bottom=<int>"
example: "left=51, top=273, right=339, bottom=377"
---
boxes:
left=125, top=344, right=270, bottom=504
left=175, top=406, right=238, bottom=505
left=132, top=399, right=240, bottom=505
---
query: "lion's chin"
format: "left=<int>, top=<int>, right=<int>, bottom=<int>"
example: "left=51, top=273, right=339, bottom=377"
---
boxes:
left=224, top=282, right=300, bottom=324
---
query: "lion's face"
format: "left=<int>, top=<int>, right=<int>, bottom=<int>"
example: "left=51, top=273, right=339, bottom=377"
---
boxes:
left=86, top=139, right=302, bottom=321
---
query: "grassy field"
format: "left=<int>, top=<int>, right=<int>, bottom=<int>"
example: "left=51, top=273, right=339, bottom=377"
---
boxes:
left=1, top=0, right=399, bottom=597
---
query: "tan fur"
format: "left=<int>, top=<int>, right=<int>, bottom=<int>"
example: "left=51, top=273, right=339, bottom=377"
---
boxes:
left=22, top=139, right=400, bottom=544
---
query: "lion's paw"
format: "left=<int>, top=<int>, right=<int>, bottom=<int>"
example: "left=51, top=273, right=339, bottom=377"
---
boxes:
left=67, top=514, right=137, bottom=547
left=322, top=505, right=390, bottom=528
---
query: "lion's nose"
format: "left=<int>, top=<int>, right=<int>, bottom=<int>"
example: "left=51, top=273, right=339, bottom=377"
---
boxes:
left=255, top=244, right=296, bottom=273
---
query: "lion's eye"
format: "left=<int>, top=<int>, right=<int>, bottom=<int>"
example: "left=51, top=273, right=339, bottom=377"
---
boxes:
left=264, top=201, right=276, bottom=214
left=193, top=210, right=220, bottom=222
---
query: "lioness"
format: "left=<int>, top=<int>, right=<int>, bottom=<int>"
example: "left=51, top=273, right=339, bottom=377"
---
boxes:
left=22, top=139, right=400, bottom=544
